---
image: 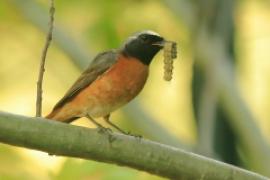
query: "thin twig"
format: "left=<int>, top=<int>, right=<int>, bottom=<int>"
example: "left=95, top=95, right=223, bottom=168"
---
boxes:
left=36, top=0, right=55, bottom=117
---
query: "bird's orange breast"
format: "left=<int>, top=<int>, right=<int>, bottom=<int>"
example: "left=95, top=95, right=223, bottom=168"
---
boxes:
left=52, top=55, right=149, bottom=121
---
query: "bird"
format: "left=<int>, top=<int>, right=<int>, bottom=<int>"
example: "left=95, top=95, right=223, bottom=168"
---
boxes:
left=46, top=30, right=165, bottom=134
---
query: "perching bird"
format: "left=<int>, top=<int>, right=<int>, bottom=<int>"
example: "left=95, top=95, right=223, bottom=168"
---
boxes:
left=46, top=30, right=165, bottom=133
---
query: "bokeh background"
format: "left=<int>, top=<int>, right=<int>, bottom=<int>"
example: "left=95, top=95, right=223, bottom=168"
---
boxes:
left=0, top=0, right=270, bottom=179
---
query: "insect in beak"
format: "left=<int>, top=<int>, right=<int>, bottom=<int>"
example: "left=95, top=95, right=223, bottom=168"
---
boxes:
left=162, top=41, right=177, bottom=81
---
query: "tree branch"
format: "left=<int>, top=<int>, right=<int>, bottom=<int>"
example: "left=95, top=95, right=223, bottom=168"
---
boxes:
left=36, top=0, right=55, bottom=117
left=0, top=111, right=267, bottom=180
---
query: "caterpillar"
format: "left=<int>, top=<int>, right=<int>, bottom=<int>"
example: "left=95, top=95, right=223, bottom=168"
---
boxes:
left=163, top=41, right=177, bottom=81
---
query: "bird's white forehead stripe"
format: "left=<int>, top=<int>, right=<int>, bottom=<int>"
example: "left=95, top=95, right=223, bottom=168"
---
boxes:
left=143, top=30, right=160, bottom=36
left=134, top=30, right=161, bottom=37
left=124, top=30, right=161, bottom=45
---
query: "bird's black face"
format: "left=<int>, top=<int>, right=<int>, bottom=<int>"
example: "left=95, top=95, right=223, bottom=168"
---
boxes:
left=122, top=31, right=165, bottom=65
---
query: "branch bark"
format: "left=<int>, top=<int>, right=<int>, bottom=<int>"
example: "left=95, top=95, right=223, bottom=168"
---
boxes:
left=0, top=111, right=267, bottom=180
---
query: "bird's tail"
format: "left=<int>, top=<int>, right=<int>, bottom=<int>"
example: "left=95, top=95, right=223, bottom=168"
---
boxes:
left=45, top=109, right=78, bottom=123
left=45, top=109, right=59, bottom=120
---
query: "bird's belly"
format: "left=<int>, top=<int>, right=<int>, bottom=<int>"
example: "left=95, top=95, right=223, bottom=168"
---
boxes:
left=72, top=56, right=149, bottom=117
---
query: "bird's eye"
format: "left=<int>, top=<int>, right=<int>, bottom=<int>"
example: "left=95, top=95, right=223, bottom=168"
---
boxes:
left=140, top=35, right=148, bottom=42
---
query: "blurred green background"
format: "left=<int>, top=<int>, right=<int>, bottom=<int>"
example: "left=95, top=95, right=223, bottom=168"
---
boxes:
left=0, top=0, right=270, bottom=179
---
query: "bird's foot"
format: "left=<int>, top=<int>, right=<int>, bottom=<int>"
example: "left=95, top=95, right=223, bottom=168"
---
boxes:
left=127, top=131, right=143, bottom=138
left=97, top=126, right=112, bottom=134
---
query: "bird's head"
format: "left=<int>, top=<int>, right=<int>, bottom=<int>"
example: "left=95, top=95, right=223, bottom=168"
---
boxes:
left=122, top=30, right=165, bottom=65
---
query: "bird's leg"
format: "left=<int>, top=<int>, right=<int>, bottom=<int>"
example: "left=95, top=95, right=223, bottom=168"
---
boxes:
left=86, top=114, right=112, bottom=133
left=103, top=114, right=128, bottom=135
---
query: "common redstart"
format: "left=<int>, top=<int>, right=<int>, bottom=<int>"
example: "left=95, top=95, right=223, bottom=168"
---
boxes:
left=46, top=30, right=165, bottom=133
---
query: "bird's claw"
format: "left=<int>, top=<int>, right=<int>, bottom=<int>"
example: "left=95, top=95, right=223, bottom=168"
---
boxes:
left=97, top=126, right=112, bottom=134
left=127, top=131, right=143, bottom=138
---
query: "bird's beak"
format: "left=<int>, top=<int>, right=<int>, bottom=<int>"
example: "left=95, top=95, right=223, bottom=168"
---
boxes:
left=152, top=39, right=166, bottom=47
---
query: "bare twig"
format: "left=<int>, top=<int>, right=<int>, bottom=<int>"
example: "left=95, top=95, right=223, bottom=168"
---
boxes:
left=36, top=0, right=55, bottom=117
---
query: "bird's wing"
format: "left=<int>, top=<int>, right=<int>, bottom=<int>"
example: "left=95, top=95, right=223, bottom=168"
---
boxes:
left=52, top=50, right=118, bottom=110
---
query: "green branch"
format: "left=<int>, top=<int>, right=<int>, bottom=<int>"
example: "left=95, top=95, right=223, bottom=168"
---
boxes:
left=0, top=111, right=267, bottom=180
